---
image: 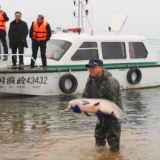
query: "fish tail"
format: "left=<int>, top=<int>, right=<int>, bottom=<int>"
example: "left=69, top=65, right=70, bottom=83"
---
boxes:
left=118, top=116, right=128, bottom=123
left=118, top=114, right=147, bottom=123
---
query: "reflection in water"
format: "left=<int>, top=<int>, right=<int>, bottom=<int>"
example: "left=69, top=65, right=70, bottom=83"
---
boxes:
left=122, top=90, right=149, bottom=128
left=0, top=88, right=160, bottom=160
left=123, top=90, right=147, bottom=114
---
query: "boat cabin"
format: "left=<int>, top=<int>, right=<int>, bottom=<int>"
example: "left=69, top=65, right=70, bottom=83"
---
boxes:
left=31, top=32, right=157, bottom=69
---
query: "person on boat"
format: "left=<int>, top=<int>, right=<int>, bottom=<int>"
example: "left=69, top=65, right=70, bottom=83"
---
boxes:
left=29, top=15, right=51, bottom=70
left=8, top=11, right=28, bottom=69
left=0, top=5, right=9, bottom=61
left=72, top=59, right=122, bottom=152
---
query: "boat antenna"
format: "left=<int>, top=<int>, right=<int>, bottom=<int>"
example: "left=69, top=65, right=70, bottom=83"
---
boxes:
left=73, top=0, right=81, bottom=28
left=82, top=5, right=93, bottom=35
left=73, top=0, right=93, bottom=35
left=92, top=7, right=94, bottom=34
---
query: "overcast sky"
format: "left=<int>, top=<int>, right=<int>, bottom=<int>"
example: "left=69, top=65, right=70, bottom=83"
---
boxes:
left=1, top=0, right=160, bottom=39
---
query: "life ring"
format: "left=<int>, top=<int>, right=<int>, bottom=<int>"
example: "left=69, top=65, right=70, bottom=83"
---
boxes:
left=59, top=74, right=78, bottom=93
left=127, top=68, right=142, bottom=85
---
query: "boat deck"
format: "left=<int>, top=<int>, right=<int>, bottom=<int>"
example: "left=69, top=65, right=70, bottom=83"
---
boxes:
left=0, top=65, right=87, bottom=73
left=0, top=62, right=160, bottom=74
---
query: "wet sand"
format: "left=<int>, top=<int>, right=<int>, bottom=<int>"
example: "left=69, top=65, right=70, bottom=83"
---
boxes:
left=0, top=130, right=159, bottom=160
left=0, top=88, right=160, bottom=160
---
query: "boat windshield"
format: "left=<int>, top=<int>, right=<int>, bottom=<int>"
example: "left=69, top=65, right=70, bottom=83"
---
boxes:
left=46, top=40, right=72, bottom=61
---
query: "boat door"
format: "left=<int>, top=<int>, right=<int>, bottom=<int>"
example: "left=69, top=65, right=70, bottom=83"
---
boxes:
left=108, top=15, right=128, bottom=32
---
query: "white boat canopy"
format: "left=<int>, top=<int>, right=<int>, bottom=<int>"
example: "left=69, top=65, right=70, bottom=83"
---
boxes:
left=108, top=15, right=128, bottom=32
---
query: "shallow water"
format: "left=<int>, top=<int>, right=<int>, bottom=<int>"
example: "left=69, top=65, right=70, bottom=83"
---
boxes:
left=0, top=88, right=160, bottom=160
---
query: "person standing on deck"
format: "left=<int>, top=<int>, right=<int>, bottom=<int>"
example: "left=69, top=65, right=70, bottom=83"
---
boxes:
left=0, top=5, right=9, bottom=61
left=71, top=59, right=123, bottom=152
left=8, top=11, right=28, bottom=69
left=29, top=15, right=51, bottom=70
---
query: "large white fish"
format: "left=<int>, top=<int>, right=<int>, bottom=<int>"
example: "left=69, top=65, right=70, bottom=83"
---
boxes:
left=68, top=99, right=125, bottom=119
left=66, top=99, right=147, bottom=121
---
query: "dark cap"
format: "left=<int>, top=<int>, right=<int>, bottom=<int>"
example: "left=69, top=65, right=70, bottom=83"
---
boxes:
left=86, top=59, right=103, bottom=67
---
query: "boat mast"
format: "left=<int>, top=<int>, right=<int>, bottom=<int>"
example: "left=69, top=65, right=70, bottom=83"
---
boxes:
left=73, top=0, right=89, bottom=32
left=81, top=0, right=83, bottom=31
left=78, top=0, right=80, bottom=28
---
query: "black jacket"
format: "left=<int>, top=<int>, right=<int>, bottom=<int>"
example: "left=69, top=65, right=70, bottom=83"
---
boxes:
left=0, top=12, right=9, bottom=36
left=29, top=21, right=51, bottom=41
left=8, top=20, right=28, bottom=48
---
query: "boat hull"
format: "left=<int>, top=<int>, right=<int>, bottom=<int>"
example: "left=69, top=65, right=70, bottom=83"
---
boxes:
left=0, top=66, right=160, bottom=95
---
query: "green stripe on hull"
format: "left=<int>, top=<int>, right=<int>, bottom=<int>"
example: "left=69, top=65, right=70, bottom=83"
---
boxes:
left=47, top=62, right=157, bottom=70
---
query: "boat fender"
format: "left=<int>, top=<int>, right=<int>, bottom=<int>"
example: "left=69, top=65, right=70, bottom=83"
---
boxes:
left=59, top=74, right=78, bottom=94
left=127, top=68, right=142, bottom=85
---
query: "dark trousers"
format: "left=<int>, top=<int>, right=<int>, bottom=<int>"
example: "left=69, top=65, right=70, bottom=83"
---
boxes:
left=31, top=40, right=47, bottom=67
left=0, top=35, right=8, bottom=55
left=95, top=116, right=121, bottom=152
left=11, top=41, right=24, bottom=65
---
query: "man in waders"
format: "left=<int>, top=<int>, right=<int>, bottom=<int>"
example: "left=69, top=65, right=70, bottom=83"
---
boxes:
left=0, top=5, right=9, bottom=61
left=72, top=59, right=122, bottom=152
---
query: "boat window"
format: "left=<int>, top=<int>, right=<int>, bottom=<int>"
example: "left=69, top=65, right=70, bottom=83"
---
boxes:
left=101, top=42, right=126, bottom=59
left=46, top=40, right=72, bottom=61
left=129, top=42, right=148, bottom=58
left=80, top=42, right=97, bottom=48
left=72, top=42, right=99, bottom=61
left=71, top=49, right=99, bottom=60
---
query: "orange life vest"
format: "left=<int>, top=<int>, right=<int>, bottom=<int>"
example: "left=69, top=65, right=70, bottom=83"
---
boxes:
left=32, top=20, right=48, bottom=41
left=0, top=13, right=6, bottom=30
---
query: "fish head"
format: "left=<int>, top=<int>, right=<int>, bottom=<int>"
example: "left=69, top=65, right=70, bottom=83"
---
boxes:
left=68, top=99, right=91, bottom=108
left=68, top=100, right=75, bottom=108
left=68, top=99, right=81, bottom=108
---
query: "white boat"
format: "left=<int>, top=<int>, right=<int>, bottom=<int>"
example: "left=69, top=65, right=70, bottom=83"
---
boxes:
left=0, top=15, right=160, bottom=95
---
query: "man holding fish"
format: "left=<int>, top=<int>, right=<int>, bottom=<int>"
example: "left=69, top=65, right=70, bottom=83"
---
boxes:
left=70, top=59, right=122, bottom=152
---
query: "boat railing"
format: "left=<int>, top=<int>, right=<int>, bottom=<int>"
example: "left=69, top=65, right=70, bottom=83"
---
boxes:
left=150, top=46, right=160, bottom=56
left=0, top=53, right=41, bottom=69
left=147, top=39, right=160, bottom=57
left=92, top=32, right=143, bottom=35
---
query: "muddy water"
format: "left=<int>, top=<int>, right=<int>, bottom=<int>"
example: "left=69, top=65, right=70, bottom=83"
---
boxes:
left=0, top=88, right=160, bottom=160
